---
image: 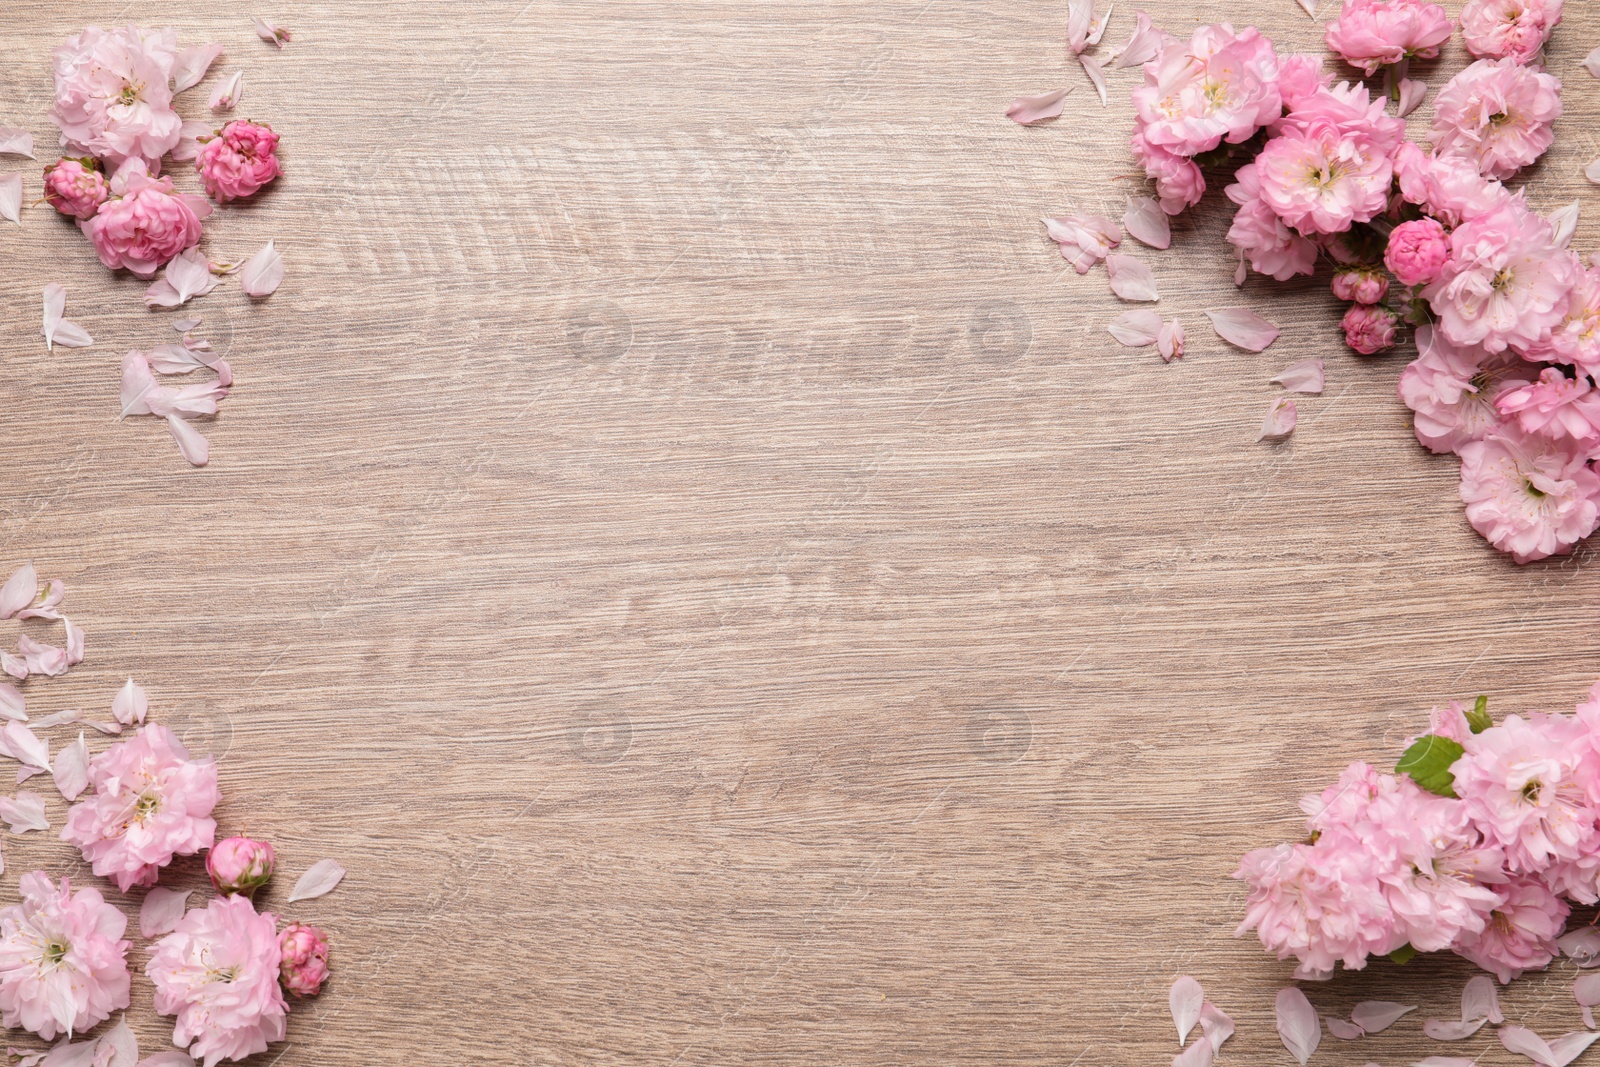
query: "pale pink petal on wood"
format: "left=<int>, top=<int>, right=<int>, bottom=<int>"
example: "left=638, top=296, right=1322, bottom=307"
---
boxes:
left=1586, top=46, right=1600, bottom=79
left=1397, top=79, right=1427, bottom=118
left=0, top=685, right=23, bottom=723
left=1276, top=987, right=1320, bottom=1066
left=0, top=723, right=49, bottom=771
left=288, top=858, right=346, bottom=901
left=209, top=70, right=243, bottom=111
left=1108, top=310, right=1162, bottom=347
left=1170, top=976, right=1203, bottom=1046
left=1006, top=87, right=1072, bottom=125
left=1207, top=308, right=1279, bottom=351
left=1462, top=975, right=1503, bottom=1023
left=0, top=173, right=21, bottom=224
left=1425, top=1018, right=1487, bottom=1041
left=172, top=44, right=225, bottom=92
left=0, top=564, right=35, bottom=621
left=62, top=618, right=83, bottom=666
left=0, top=791, right=48, bottom=834
left=1124, top=196, right=1171, bottom=250
left=1501, top=1026, right=1557, bottom=1067
left=51, top=732, right=88, bottom=801
left=112, top=679, right=148, bottom=726
left=240, top=240, right=283, bottom=297
left=1325, top=1018, right=1363, bottom=1040
left=1199, top=1004, right=1233, bottom=1054
left=0, top=129, right=34, bottom=158
left=253, top=17, right=292, bottom=47
left=1079, top=53, right=1108, bottom=107
left=1351, top=1002, right=1415, bottom=1034
left=1171, top=1039, right=1212, bottom=1067
left=1111, top=11, right=1166, bottom=67
left=1106, top=255, right=1159, bottom=302
left=1550, top=202, right=1581, bottom=250
left=165, top=416, right=211, bottom=468
left=1271, top=359, right=1325, bottom=394
left=1258, top=397, right=1297, bottom=442
left=1158, top=319, right=1184, bottom=362
left=139, top=888, right=192, bottom=939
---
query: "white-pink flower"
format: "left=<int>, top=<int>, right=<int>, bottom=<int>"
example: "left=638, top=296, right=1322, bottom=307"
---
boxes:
left=1256, top=125, right=1391, bottom=235
left=147, top=895, right=287, bottom=1067
left=59, top=724, right=219, bottom=892
left=1225, top=163, right=1318, bottom=281
left=1324, top=0, right=1453, bottom=76
left=1460, top=0, right=1564, bottom=65
left=49, top=26, right=182, bottom=169
left=1453, top=713, right=1600, bottom=871
left=1131, top=23, right=1282, bottom=158
left=1398, top=326, right=1531, bottom=453
left=1393, top=142, right=1512, bottom=229
left=1459, top=429, right=1600, bottom=561
left=1423, top=199, right=1579, bottom=355
left=0, top=872, right=131, bottom=1040
left=1539, top=266, right=1600, bottom=376
left=1496, top=367, right=1600, bottom=446
left=1430, top=58, right=1563, bottom=181
left=1452, top=875, right=1568, bottom=982
left=1131, top=132, right=1205, bottom=216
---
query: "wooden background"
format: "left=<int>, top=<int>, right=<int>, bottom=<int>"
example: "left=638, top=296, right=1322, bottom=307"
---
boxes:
left=6, top=1, right=1600, bottom=1064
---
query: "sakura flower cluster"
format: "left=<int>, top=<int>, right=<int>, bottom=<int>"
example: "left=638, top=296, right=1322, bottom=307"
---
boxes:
left=1237, top=682, right=1600, bottom=985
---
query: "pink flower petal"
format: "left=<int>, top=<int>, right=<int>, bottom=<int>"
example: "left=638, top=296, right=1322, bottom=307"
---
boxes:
left=1170, top=976, right=1203, bottom=1046
left=0, top=173, right=21, bottom=225
left=62, top=618, right=83, bottom=666
left=1006, top=87, right=1072, bottom=125
left=1171, top=1039, right=1212, bottom=1067
left=209, top=70, right=243, bottom=111
left=253, top=17, right=292, bottom=47
left=143, top=250, right=221, bottom=309
left=43, top=283, right=93, bottom=351
left=1325, top=1018, right=1364, bottom=1040
left=1108, top=310, right=1163, bottom=347
left=1199, top=1003, right=1233, bottom=1054
left=1501, top=1026, right=1558, bottom=1067
left=1351, top=1002, right=1415, bottom=1034
left=1587, top=46, right=1600, bottom=79
left=1079, top=53, right=1108, bottom=107
left=1111, top=12, right=1165, bottom=68
left=1296, top=0, right=1318, bottom=16
left=1550, top=202, right=1581, bottom=250
left=1258, top=397, right=1297, bottom=441
left=1066, top=0, right=1094, bottom=53
left=112, top=679, right=149, bottom=726
left=0, top=563, right=36, bottom=621
left=139, top=888, right=192, bottom=939
left=0, top=129, right=33, bottom=158
left=1276, top=988, right=1321, bottom=1066
left=15, top=635, right=67, bottom=678
left=1271, top=359, right=1325, bottom=394
left=1561, top=930, right=1600, bottom=968
left=1124, top=196, right=1171, bottom=250
left=169, top=120, right=212, bottom=163
left=1586, top=158, right=1600, bottom=185
left=30, top=710, right=82, bottom=730
left=51, top=732, right=88, bottom=801
left=288, top=858, right=345, bottom=902
left=1425, top=1018, right=1488, bottom=1041
left=1576, top=972, right=1600, bottom=1010
left=136, top=1053, right=196, bottom=1067
left=165, top=416, right=211, bottom=467
left=1106, top=254, right=1159, bottom=302
left=172, top=44, right=225, bottom=93
left=1397, top=79, right=1427, bottom=118
left=1044, top=214, right=1120, bottom=273
left=0, top=791, right=48, bottom=834
left=1158, top=319, right=1185, bottom=362
left=0, top=723, right=49, bottom=771
left=1549, top=1032, right=1600, bottom=1067
left=1207, top=307, right=1279, bottom=351
left=0, top=655, right=25, bottom=681
left=97, top=1018, right=137, bottom=1067
left=0, top=685, right=23, bottom=723
left=239, top=240, right=282, bottom=297
left=1462, top=975, right=1503, bottom=1023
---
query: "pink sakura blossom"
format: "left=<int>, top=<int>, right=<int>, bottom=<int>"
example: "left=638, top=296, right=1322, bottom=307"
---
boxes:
left=1540, top=266, right=1600, bottom=376
left=1400, top=328, right=1528, bottom=453
left=1430, top=58, right=1563, bottom=181
left=1274, top=80, right=1406, bottom=158
left=1424, top=199, right=1579, bottom=355
left=1331, top=266, right=1389, bottom=305
left=1342, top=304, right=1400, bottom=354
left=1131, top=24, right=1282, bottom=159
left=41, top=158, right=106, bottom=220
left=49, top=26, right=182, bottom=170
left=1235, top=839, right=1399, bottom=979
left=1452, top=876, right=1569, bottom=982
left=207, top=837, right=276, bottom=898
left=1496, top=367, right=1600, bottom=445
left=1458, top=428, right=1600, bottom=562
left=1323, top=0, right=1453, bottom=76
left=1224, top=163, right=1318, bottom=282
left=1380, top=786, right=1507, bottom=953
left=1460, top=0, right=1564, bottom=65
left=1393, top=142, right=1512, bottom=229
left=277, top=922, right=330, bottom=997
left=1256, top=125, right=1391, bottom=236
left=1277, top=53, right=1334, bottom=112
left=0, top=872, right=131, bottom=1040
left=60, top=724, right=220, bottom=892
left=83, top=161, right=211, bottom=279
left=196, top=119, right=281, bottom=202
left=1130, top=132, right=1205, bottom=216
left=1043, top=215, right=1119, bottom=274
left=149, top=895, right=287, bottom=1066
left=1386, top=218, right=1452, bottom=287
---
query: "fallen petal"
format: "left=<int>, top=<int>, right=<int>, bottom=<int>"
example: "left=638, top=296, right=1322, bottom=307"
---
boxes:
left=0, top=563, right=36, bottom=620
left=0, top=129, right=33, bottom=158
left=172, top=44, right=225, bottom=93
left=1258, top=397, right=1297, bottom=441
left=0, top=173, right=21, bottom=224
left=1108, top=310, right=1162, bottom=347
left=165, top=416, right=211, bottom=467
left=1271, top=358, right=1325, bottom=394
left=1296, top=0, right=1318, bottom=15
left=0, top=723, right=49, bottom=771
left=0, top=685, right=23, bottom=723
left=1351, top=1002, right=1416, bottom=1034
left=1276, top=987, right=1320, bottom=1066
left=240, top=240, right=283, bottom=297
left=1425, top=1018, right=1488, bottom=1041
left=1199, top=1003, right=1233, bottom=1054
left=1501, top=1025, right=1557, bottom=1067
left=1124, top=196, right=1172, bottom=250
left=1326, top=1018, right=1364, bottom=1040
left=1576, top=971, right=1600, bottom=1009
left=97, top=1018, right=137, bottom=1067
left=1111, top=11, right=1166, bottom=68
left=1462, top=975, right=1503, bottom=1024
left=1551, top=202, right=1581, bottom=250
left=170, top=120, right=212, bottom=163
left=209, top=70, right=243, bottom=111
left=1207, top=307, right=1280, bottom=351
left=1158, top=319, right=1185, bottom=362
left=1561, top=930, right=1600, bottom=969
left=1172, top=1039, right=1213, bottom=1067
left=1106, top=254, right=1159, bottom=302
left=15, top=635, right=67, bottom=678
left=139, top=888, right=192, bottom=939
left=288, top=858, right=346, bottom=902
left=1396, top=78, right=1427, bottom=118
left=1006, top=87, right=1072, bottom=125
left=1587, top=158, right=1600, bottom=185
left=1170, top=976, right=1203, bottom=1046
left=1587, top=45, right=1600, bottom=79
left=62, top=618, right=83, bottom=666
left=50, top=732, right=88, bottom=801
left=0, top=791, right=48, bottom=834
left=51, top=320, right=94, bottom=349
left=253, top=17, right=293, bottom=47
left=1066, top=0, right=1094, bottom=53
left=1079, top=53, right=1108, bottom=107
left=1548, top=1031, right=1600, bottom=1067
left=112, top=679, right=149, bottom=726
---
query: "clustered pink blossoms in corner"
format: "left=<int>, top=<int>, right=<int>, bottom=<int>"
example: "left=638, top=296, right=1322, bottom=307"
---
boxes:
left=0, top=562, right=337, bottom=1066
left=1236, top=682, right=1600, bottom=990
left=1023, top=0, right=1600, bottom=565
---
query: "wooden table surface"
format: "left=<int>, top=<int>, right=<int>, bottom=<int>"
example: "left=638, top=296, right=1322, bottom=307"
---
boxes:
left=6, top=1, right=1600, bottom=1064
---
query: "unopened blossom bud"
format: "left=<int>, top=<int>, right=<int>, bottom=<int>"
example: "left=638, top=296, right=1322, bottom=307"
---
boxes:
left=1331, top=266, right=1389, bottom=306
left=42, top=158, right=107, bottom=220
left=278, top=921, right=330, bottom=997
left=1385, top=218, right=1452, bottom=287
left=1341, top=303, right=1400, bottom=355
left=207, top=836, right=276, bottom=897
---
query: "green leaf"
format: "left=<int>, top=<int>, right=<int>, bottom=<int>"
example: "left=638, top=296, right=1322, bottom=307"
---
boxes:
left=1388, top=943, right=1417, bottom=966
left=1396, top=735, right=1465, bottom=798
left=1466, top=695, right=1492, bottom=734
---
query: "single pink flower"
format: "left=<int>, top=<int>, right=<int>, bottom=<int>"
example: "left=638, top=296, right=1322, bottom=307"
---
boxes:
left=49, top=25, right=182, bottom=169
left=41, top=158, right=107, bottom=220
left=1277, top=53, right=1334, bottom=112
left=1274, top=81, right=1406, bottom=159
left=1539, top=266, right=1600, bottom=377
left=1342, top=303, right=1400, bottom=354
left=82, top=161, right=212, bottom=278
left=1393, top=142, right=1513, bottom=229
left=1398, top=326, right=1529, bottom=453
left=0, top=872, right=131, bottom=1041
left=60, top=723, right=220, bottom=892
left=1430, top=58, right=1563, bottom=181
left=1460, top=0, right=1564, bottom=65
left=1256, top=125, right=1391, bottom=236
left=1458, top=427, right=1600, bottom=562
left=1495, top=367, right=1600, bottom=445
left=277, top=921, right=330, bottom=997
left=148, top=895, right=288, bottom=1067
left=1331, top=266, right=1389, bottom=305
left=207, top=837, right=276, bottom=898
left=1130, top=131, right=1205, bottom=216
left=1452, top=876, right=1568, bottom=982
left=1131, top=23, right=1282, bottom=158
left=195, top=120, right=282, bottom=202
left=1224, top=163, right=1318, bottom=281
left=1324, top=0, right=1453, bottom=76
left=1386, top=218, right=1452, bottom=287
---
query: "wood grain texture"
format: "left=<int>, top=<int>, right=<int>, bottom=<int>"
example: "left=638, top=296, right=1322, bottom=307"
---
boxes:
left=4, top=1, right=1600, bottom=1064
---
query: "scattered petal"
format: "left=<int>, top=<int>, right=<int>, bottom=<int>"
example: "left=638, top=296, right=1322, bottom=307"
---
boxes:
left=1258, top=397, right=1298, bottom=441
left=239, top=240, right=282, bottom=297
left=1463, top=975, right=1503, bottom=1024
left=1562, top=929, right=1600, bottom=968
left=62, top=619, right=83, bottom=667
left=1043, top=214, right=1120, bottom=273
left=1124, top=196, right=1172, bottom=250
left=1501, top=1026, right=1558, bottom=1067
left=1587, top=46, right=1600, bottom=79
left=139, top=888, right=192, bottom=939
left=0, top=723, right=49, bottom=771
left=1351, top=1002, right=1416, bottom=1034
left=1087, top=4, right=1113, bottom=46
left=165, top=416, right=211, bottom=468
left=1112, top=12, right=1166, bottom=68
left=1199, top=1003, right=1234, bottom=1054
left=30, top=709, right=82, bottom=729
left=288, top=858, right=346, bottom=902
left=15, top=578, right=63, bottom=622
left=0, top=685, right=22, bottom=723
left=1426, top=1018, right=1488, bottom=1041
left=1276, top=987, right=1321, bottom=1066
left=209, top=70, right=242, bottom=111
left=0, top=129, right=34, bottom=158
left=97, top=1019, right=137, bottom=1067
left=1079, top=53, right=1108, bottom=107
left=173, top=317, right=202, bottom=333
left=51, top=731, right=88, bottom=801
left=1158, top=319, right=1185, bottom=362
left=253, top=17, right=293, bottom=47
left=42, top=283, right=92, bottom=351
left=1108, top=309, right=1163, bottom=347
left=112, top=679, right=148, bottom=726
left=1550, top=202, right=1581, bottom=250
left=0, top=564, right=36, bottom=621
left=1296, top=0, right=1318, bottom=15
left=172, top=44, right=225, bottom=93
left=1587, top=158, right=1600, bottom=185
left=1172, top=1039, right=1213, bottom=1067
left=0, top=173, right=21, bottom=225
left=1106, top=254, right=1159, bottom=302
left=144, top=249, right=221, bottom=308
left=1006, top=87, right=1072, bottom=125
left=1271, top=358, right=1325, bottom=394
left=0, top=655, right=25, bottom=682
left=169, top=120, right=212, bottom=163
left=1066, top=0, right=1094, bottom=53
left=1326, top=1018, right=1364, bottom=1040
left=1549, top=1031, right=1600, bottom=1067
left=1206, top=307, right=1280, bottom=351
left=1396, top=78, right=1427, bottom=118
left=15, top=635, right=68, bottom=678
left=1170, top=976, right=1203, bottom=1046
left=84, top=722, right=122, bottom=737
left=1577, top=971, right=1600, bottom=1009
left=136, top=1053, right=196, bottom=1067
left=0, top=791, right=48, bottom=834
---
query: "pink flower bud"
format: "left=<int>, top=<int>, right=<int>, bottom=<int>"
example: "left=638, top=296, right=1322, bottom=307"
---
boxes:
left=1341, top=303, right=1400, bottom=355
left=42, top=158, right=108, bottom=220
left=206, top=836, right=276, bottom=897
left=278, top=921, right=330, bottom=997
left=1330, top=266, right=1390, bottom=306
left=195, top=120, right=283, bottom=203
left=1385, top=217, right=1452, bottom=287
